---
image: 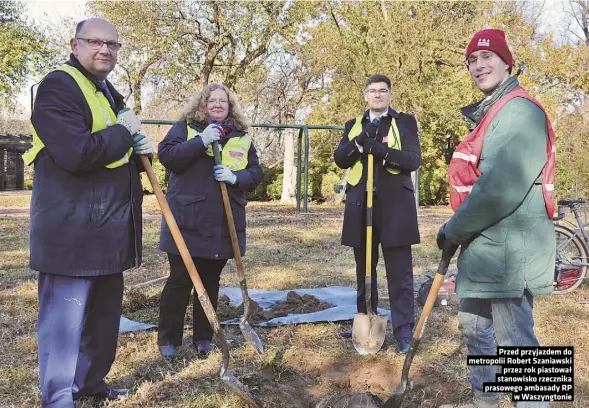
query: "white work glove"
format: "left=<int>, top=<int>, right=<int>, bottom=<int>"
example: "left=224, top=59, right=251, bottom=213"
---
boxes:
left=132, top=133, right=153, bottom=155
left=213, top=164, right=237, bottom=185
left=200, top=124, right=221, bottom=148
left=116, top=108, right=142, bottom=135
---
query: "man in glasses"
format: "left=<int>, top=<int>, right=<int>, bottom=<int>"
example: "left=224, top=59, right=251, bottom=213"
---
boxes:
left=437, top=29, right=554, bottom=408
left=23, top=18, right=152, bottom=407
left=334, top=74, right=421, bottom=355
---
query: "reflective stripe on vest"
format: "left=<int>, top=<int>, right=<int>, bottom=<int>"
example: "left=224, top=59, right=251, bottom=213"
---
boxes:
left=186, top=126, right=250, bottom=171
left=347, top=115, right=402, bottom=186
left=22, top=64, right=132, bottom=168
left=448, top=87, right=556, bottom=217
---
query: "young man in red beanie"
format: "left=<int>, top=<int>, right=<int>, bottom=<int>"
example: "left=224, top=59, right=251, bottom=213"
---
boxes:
left=437, top=29, right=555, bottom=408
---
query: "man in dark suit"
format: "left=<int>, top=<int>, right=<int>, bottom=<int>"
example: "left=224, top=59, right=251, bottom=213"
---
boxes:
left=25, top=18, right=151, bottom=407
left=334, top=74, right=421, bottom=354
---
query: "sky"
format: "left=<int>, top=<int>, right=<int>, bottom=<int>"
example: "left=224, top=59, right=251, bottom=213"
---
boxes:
left=16, top=0, right=577, bottom=116
left=26, top=0, right=86, bottom=24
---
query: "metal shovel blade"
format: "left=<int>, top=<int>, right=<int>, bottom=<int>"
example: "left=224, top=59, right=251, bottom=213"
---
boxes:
left=382, top=241, right=458, bottom=408
left=382, top=340, right=418, bottom=408
left=141, top=155, right=259, bottom=408
left=382, top=382, right=413, bottom=408
left=352, top=312, right=387, bottom=355
left=240, top=319, right=264, bottom=355
left=240, top=284, right=264, bottom=355
left=221, top=371, right=260, bottom=408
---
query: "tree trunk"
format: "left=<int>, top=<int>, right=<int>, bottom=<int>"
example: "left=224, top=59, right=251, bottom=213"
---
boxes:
left=280, top=129, right=297, bottom=204
left=133, top=82, right=142, bottom=114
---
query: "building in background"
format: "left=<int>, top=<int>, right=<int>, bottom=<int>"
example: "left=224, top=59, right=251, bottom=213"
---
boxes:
left=0, top=135, right=31, bottom=191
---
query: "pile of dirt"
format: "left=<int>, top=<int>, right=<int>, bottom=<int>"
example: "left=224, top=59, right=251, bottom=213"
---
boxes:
left=216, top=291, right=333, bottom=323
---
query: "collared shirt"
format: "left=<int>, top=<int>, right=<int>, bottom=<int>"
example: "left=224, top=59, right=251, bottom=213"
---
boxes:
left=369, top=110, right=388, bottom=123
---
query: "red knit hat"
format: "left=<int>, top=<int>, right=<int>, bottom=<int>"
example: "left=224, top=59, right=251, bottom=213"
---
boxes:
left=466, top=29, right=514, bottom=67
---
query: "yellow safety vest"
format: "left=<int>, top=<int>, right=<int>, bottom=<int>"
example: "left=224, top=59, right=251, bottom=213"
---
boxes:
left=186, top=125, right=250, bottom=171
left=347, top=116, right=402, bottom=185
left=23, top=64, right=133, bottom=168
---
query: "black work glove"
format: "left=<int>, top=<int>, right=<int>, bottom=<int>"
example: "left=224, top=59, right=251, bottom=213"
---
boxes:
left=365, top=122, right=379, bottom=139
left=355, top=131, right=368, bottom=147
left=437, top=223, right=447, bottom=250
left=364, top=138, right=388, bottom=159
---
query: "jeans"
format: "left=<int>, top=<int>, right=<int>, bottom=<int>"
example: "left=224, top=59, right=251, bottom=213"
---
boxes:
left=458, top=290, right=549, bottom=408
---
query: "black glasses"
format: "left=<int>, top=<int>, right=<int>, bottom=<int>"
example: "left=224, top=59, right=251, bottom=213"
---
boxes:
left=365, top=88, right=390, bottom=96
left=76, top=38, right=122, bottom=51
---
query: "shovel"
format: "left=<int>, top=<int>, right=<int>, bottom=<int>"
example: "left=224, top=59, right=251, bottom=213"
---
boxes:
left=212, top=141, right=264, bottom=355
left=352, top=152, right=388, bottom=355
left=139, top=155, right=260, bottom=408
left=382, top=240, right=458, bottom=408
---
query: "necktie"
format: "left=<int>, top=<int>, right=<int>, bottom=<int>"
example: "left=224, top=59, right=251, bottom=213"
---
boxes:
left=96, top=80, right=115, bottom=109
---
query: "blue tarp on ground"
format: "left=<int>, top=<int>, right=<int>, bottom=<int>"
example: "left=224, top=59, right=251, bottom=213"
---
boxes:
left=119, top=286, right=392, bottom=333
left=219, top=285, right=392, bottom=326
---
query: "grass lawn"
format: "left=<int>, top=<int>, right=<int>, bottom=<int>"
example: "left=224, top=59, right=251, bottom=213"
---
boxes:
left=0, top=193, right=587, bottom=407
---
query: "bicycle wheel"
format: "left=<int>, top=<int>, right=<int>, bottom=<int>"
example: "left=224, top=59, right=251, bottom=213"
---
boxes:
left=554, top=224, right=588, bottom=294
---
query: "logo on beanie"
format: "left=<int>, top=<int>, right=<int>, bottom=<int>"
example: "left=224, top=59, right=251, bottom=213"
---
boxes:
left=477, top=38, right=490, bottom=47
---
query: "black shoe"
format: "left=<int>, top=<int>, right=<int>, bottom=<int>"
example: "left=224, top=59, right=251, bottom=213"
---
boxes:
left=194, top=340, right=215, bottom=357
left=88, top=386, right=129, bottom=401
left=395, top=338, right=411, bottom=355
left=158, top=344, right=177, bottom=359
left=339, top=328, right=353, bottom=338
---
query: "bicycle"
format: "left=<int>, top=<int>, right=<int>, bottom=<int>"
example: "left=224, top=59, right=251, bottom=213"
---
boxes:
left=552, top=198, right=589, bottom=293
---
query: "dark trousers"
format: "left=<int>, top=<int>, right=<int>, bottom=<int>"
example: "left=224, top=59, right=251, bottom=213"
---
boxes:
left=353, top=198, right=415, bottom=341
left=37, top=272, right=123, bottom=408
left=158, top=253, right=226, bottom=346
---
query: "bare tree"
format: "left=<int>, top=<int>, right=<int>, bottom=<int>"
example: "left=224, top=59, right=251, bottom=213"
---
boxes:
left=564, top=0, right=589, bottom=45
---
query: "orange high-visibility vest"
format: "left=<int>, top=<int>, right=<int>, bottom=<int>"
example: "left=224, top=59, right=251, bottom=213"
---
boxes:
left=448, top=87, right=555, bottom=217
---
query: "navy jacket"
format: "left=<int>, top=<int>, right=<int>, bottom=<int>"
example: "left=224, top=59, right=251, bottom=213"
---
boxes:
left=334, top=107, right=421, bottom=248
left=158, top=120, right=262, bottom=260
left=29, top=56, right=143, bottom=276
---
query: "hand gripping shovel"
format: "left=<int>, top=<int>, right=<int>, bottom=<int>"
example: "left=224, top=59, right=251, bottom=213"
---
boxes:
left=212, top=141, right=264, bottom=355
left=352, top=152, right=387, bottom=355
left=139, top=155, right=260, bottom=408
left=382, top=240, right=458, bottom=408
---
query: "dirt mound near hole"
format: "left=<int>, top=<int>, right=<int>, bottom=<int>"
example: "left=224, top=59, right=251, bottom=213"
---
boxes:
left=318, top=360, right=405, bottom=396
left=217, top=291, right=333, bottom=323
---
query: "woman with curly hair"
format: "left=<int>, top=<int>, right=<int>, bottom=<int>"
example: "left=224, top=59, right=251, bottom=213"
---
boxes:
left=156, top=83, right=262, bottom=359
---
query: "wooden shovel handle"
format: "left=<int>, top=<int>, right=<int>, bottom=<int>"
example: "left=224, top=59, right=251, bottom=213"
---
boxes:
left=413, top=241, right=457, bottom=340
left=212, top=143, right=247, bottom=282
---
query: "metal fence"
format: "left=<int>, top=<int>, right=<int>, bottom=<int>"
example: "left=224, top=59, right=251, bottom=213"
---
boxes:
left=0, top=122, right=420, bottom=213
left=142, top=120, right=349, bottom=213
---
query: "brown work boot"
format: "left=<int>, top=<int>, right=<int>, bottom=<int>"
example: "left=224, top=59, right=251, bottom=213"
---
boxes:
left=439, top=398, right=500, bottom=408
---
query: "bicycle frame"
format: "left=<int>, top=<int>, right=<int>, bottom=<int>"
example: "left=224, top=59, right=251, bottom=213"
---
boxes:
left=555, top=204, right=589, bottom=268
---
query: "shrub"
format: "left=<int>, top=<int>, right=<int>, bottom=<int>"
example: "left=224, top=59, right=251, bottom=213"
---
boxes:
left=320, top=171, right=342, bottom=202
left=246, top=164, right=282, bottom=201
left=141, top=153, right=168, bottom=194
left=267, top=173, right=283, bottom=200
